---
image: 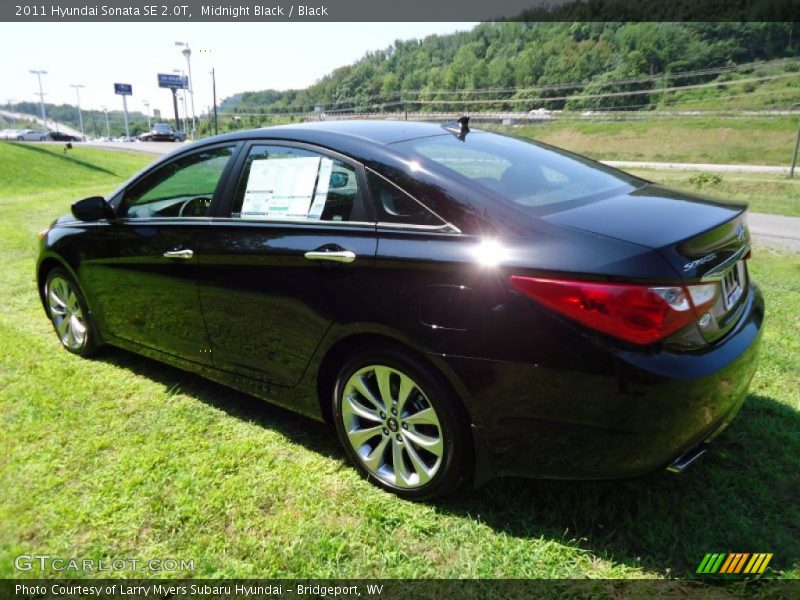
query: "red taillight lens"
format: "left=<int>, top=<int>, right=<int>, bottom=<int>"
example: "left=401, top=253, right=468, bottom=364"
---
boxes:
left=509, top=276, right=718, bottom=345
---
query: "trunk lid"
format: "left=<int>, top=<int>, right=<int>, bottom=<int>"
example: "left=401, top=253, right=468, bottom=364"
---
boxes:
left=542, top=184, right=752, bottom=343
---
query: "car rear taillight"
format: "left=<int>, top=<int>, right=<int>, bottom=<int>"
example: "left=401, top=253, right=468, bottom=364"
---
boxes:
left=509, top=276, right=719, bottom=345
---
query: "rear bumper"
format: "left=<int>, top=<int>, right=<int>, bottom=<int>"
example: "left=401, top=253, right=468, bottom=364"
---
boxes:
left=442, top=284, right=764, bottom=482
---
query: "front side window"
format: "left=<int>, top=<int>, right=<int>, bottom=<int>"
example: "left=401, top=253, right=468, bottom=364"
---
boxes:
left=230, top=145, right=364, bottom=223
left=120, top=146, right=235, bottom=219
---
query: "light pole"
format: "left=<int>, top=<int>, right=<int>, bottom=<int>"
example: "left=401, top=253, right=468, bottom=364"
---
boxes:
left=175, top=41, right=196, bottom=139
left=30, top=70, right=48, bottom=128
left=70, top=84, right=85, bottom=140
left=791, top=102, right=800, bottom=179
left=143, top=101, right=151, bottom=129
left=101, top=105, right=110, bottom=138
left=6, top=99, right=15, bottom=126
left=210, top=68, right=218, bottom=135
left=174, top=69, right=189, bottom=132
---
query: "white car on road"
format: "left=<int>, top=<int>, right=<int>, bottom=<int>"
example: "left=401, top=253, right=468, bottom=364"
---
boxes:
left=14, top=129, right=50, bottom=141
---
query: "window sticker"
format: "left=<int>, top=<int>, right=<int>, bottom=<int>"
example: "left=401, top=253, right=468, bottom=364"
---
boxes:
left=307, top=158, right=333, bottom=220
left=241, top=156, right=321, bottom=220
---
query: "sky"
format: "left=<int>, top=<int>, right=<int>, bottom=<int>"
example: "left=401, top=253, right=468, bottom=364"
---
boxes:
left=0, top=22, right=475, bottom=120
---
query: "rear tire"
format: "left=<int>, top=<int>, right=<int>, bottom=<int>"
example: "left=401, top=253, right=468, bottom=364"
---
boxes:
left=44, top=268, right=100, bottom=356
left=332, top=344, right=471, bottom=500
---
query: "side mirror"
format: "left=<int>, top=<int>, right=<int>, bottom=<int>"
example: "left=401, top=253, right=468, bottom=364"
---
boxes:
left=330, top=171, right=349, bottom=189
left=71, top=196, right=115, bottom=221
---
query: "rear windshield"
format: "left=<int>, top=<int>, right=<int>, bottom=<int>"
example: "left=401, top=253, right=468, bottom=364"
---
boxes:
left=392, top=131, right=644, bottom=214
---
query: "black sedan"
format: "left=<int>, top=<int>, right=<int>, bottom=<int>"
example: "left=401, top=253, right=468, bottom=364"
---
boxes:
left=36, top=119, right=763, bottom=499
left=139, top=123, right=185, bottom=142
left=48, top=131, right=81, bottom=142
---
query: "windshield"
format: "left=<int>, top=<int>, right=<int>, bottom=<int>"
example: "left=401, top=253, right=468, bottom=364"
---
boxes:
left=392, top=131, right=645, bottom=215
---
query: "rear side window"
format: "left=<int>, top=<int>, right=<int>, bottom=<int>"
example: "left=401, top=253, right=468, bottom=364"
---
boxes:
left=229, top=145, right=365, bottom=223
left=392, top=132, right=644, bottom=215
left=366, top=170, right=449, bottom=228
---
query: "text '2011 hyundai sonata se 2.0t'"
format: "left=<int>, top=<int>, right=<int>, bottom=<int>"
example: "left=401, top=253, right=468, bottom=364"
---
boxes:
left=37, top=118, right=763, bottom=499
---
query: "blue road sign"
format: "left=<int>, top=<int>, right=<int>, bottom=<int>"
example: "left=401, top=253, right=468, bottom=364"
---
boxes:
left=157, top=73, right=188, bottom=89
left=114, top=83, right=132, bottom=96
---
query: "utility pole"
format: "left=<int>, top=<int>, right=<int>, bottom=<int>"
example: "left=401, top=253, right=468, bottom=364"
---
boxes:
left=6, top=99, right=15, bottom=126
left=175, top=41, right=196, bottom=139
left=101, top=105, right=110, bottom=138
left=791, top=103, right=800, bottom=179
left=211, top=67, right=218, bottom=135
left=143, top=101, right=151, bottom=129
left=70, top=84, right=85, bottom=140
left=30, top=70, right=48, bottom=128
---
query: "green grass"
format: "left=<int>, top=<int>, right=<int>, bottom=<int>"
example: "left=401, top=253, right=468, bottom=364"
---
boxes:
left=492, top=117, right=800, bottom=166
left=0, top=143, right=798, bottom=581
left=624, top=169, right=800, bottom=218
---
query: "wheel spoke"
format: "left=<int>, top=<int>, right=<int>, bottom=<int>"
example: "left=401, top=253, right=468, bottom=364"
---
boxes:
left=404, top=429, right=444, bottom=458
left=56, top=316, right=69, bottom=337
left=374, top=366, right=394, bottom=407
left=391, top=439, right=413, bottom=487
left=70, top=316, right=87, bottom=344
left=343, top=393, right=382, bottom=423
left=396, top=373, right=416, bottom=414
left=66, top=320, right=76, bottom=347
left=403, top=439, right=434, bottom=485
left=48, top=290, right=67, bottom=314
left=362, top=436, right=390, bottom=471
left=67, top=291, right=80, bottom=312
left=352, top=374, right=385, bottom=413
left=403, top=406, right=439, bottom=426
left=347, top=425, right=383, bottom=449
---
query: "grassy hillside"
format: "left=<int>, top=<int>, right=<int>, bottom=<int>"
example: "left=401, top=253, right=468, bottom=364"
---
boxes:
left=0, top=143, right=798, bottom=581
left=0, top=142, right=152, bottom=199
left=493, top=117, right=799, bottom=166
left=220, top=23, right=798, bottom=120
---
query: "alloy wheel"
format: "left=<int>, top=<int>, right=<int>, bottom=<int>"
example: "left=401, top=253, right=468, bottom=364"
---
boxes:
left=47, top=275, right=88, bottom=351
left=341, top=365, right=445, bottom=489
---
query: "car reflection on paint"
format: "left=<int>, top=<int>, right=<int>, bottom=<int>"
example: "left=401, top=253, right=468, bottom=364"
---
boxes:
left=37, top=119, right=763, bottom=499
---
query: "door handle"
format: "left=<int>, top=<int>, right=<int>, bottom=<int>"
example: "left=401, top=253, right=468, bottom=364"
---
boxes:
left=304, top=250, right=356, bottom=264
left=163, top=249, right=194, bottom=260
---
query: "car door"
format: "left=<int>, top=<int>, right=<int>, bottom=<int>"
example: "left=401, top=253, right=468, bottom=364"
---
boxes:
left=197, top=141, right=377, bottom=387
left=78, top=143, right=239, bottom=363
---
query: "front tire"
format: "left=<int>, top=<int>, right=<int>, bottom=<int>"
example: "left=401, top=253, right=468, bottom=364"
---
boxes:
left=332, top=345, right=471, bottom=500
left=44, top=268, right=100, bottom=356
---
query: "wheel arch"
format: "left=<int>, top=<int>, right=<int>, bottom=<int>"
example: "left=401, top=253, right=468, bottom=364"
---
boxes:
left=314, top=328, right=497, bottom=489
left=313, top=328, right=481, bottom=450
left=37, top=255, right=77, bottom=312
left=37, top=255, right=102, bottom=344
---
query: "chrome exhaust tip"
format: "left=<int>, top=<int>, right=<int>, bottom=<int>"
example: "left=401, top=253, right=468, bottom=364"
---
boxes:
left=667, top=446, right=707, bottom=473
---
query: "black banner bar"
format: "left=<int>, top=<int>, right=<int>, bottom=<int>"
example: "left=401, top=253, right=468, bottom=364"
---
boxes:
left=4, top=579, right=800, bottom=600
left=2, top=0, right=798, bottom=22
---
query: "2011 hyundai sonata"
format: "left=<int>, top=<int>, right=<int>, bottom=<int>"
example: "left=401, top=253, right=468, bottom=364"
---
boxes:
left=37, top=119, right=763, bottom=499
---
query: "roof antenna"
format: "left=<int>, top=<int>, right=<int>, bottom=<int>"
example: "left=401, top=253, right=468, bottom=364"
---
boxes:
left=457, top=116, right=470, bottom=141
left=442, top=115, right=471, bottom=141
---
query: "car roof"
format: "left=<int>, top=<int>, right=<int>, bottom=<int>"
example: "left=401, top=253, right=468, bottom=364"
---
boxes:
left=210, top=119, right=458, bottom=146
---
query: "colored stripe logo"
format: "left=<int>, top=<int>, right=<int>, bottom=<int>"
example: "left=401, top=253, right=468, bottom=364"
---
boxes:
left=696, top=553, right=773, bottom=574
